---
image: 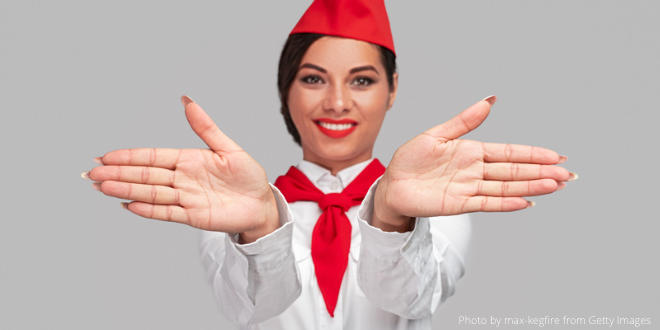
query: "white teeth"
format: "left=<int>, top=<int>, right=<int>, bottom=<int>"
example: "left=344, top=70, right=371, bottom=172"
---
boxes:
left=318, top=122, right=354, bottom=131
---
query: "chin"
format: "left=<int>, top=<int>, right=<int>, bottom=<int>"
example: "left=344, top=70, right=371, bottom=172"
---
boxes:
left=309, top=142, right=371, bottom=164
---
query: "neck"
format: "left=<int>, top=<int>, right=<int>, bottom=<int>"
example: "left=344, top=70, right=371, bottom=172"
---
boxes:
left=302, top=154, right=373, bottom=176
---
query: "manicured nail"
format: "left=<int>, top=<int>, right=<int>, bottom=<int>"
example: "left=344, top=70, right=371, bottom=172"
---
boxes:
left=568, top=173, right=579, bottom=182
left=557, top=156, right=568, bottom=164
left=483, top=95, right=497, bottom=106
left=526, top=201, right=536, bottom=209
left=92, top=182, right=101, bottom=191
left=556, top=182, right=567, bottom=191
left=120, top=202, right=129, bottom=210
left=93, top=157, right=103, bottom=165
left=181, top=95, right=195, bottom=107
left=81, top=171, right=90, bottom=180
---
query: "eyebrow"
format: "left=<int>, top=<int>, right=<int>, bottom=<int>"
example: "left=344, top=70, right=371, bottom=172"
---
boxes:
left=349, top=65, right=379, bottom=75
left=299, top=63, right=326, bottom=73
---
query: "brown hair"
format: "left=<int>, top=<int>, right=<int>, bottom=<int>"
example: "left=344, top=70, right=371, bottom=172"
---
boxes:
left=277, top=33, right=397, bottom=146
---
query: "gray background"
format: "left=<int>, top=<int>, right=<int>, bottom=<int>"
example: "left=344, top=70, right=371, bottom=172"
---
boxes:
left=1, top=0, right=658, bottom=329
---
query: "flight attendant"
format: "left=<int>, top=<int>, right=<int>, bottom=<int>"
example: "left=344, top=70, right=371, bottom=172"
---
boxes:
left=84, top=0, right=576, bottom=328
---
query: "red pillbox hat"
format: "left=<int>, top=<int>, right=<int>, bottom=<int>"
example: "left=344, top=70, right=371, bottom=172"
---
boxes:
left=290, top=0, right=396, bottom=56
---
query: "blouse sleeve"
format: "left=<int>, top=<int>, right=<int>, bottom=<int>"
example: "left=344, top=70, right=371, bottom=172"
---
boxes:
left=199, top=184, right=302, bottom=326
left=356, top=177, right=471, bottom=319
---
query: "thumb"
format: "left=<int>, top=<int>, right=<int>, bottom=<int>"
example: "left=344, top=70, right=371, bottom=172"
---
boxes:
left=424, top=95, right=496, bottom=141
left=181, top=95, right=241, bottom=152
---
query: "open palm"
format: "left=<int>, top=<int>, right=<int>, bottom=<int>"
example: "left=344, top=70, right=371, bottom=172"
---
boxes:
left=87, top=97, right=278, bottom=238
left=375, top=97, right=573, bottom=222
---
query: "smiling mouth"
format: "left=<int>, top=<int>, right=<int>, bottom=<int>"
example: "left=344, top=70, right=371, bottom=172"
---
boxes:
left=316, top=121, right=356, bottom=130
left=314, top=119, right=357, bottom=138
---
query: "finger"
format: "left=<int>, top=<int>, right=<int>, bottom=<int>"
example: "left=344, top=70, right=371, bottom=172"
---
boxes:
left=483, top=143, right=561, bottom=165
left=556, top=182, right=567, bottom=191
left=99, top=181, right=181, bottom=205
left=483, top=163, right=571, bottom=182
left=124, top=202, right=191, bottom=226
left=89, top=166, right=174, bottom=186
left=476, top=178, right=558, bottom=197
left=100, top=148, right=184, bottom=169
left=461, top=196, right=531, bottom=213
left=424, top=96, right=495, bottom=141
left=182, top=96, right=241, bottom=153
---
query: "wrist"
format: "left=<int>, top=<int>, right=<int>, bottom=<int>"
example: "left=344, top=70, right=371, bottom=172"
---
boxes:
left=371, top=177, right=414, bottom=233
left=239, top=190, right=280, bottom=244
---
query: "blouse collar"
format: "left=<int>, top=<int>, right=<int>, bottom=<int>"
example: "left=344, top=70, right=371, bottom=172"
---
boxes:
left=296, top=159, right=374, bottom=192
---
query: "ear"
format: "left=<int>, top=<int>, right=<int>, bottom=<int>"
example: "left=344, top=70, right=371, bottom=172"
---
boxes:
left=386, top=72, right=398, bottom=111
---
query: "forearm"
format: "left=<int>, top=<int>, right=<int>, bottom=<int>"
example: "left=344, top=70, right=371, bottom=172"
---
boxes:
left=200, top=184, right=302, bottom=326
left=357, top=178, right=471, bottom=318
left=357, top=217, right=438, bottom=319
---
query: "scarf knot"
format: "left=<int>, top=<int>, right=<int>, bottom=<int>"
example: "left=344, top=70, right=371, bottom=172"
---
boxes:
left=319, top=193, right=352, bottom=212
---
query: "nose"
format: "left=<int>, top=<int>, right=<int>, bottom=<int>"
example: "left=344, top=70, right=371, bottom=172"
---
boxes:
left=323, top=82, right=351, bottom=114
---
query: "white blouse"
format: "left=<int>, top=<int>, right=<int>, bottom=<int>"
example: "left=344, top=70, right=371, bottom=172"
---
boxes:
left=200, top=159, right=471, bottom=330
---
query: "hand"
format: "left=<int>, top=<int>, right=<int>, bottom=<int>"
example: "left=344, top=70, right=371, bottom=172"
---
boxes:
left=85, top=96, right=279, bottom=243
left=372, top=96, right=576, bottom=231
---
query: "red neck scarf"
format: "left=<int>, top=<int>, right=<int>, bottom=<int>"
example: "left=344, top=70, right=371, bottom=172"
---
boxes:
left=274, top=159, right=386, bottom=317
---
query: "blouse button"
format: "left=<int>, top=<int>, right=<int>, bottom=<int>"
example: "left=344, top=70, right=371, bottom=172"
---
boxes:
left=330, top=181, right=341, bottom=192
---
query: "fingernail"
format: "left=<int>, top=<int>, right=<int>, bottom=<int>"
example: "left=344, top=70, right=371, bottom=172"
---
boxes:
left=81, top=171, right=90, bottom=180
left=526, top=201, right=536, bottom=209
left=556, top=182, right=567, bottom=191
left=568, top=173, right=579, bottom=182
left=93, top=157, right=103, bottom=165
left=483, top=95, right=497, bottom=106
left=181, top=95, right=195, bottom=107
left=120, top=202, right=129, bottom=210
left=92, top=182, right=101, bottom=191
left=557, top=156, right=568, bottom=164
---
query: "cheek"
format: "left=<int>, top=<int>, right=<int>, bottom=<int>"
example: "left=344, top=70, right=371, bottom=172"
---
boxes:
left=356, top=92, right=390, bottom=123
left=288, top=87, right=322, bottom=127
left=287, top=100, right=313, bottom=139
left=287, top=89, right=305, bottom=122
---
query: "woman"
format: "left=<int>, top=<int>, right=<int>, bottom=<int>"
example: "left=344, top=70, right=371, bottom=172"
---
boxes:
left=84, top=0, right=575, bottom=329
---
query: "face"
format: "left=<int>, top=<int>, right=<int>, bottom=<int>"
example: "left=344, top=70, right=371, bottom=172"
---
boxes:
left=287, top=36, right=398, bottom=173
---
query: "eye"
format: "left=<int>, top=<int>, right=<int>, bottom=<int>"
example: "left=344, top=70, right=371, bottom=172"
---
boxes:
left=301, top=75, right=323, bottom=84
left=352, top=77, right=374, bottom=87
